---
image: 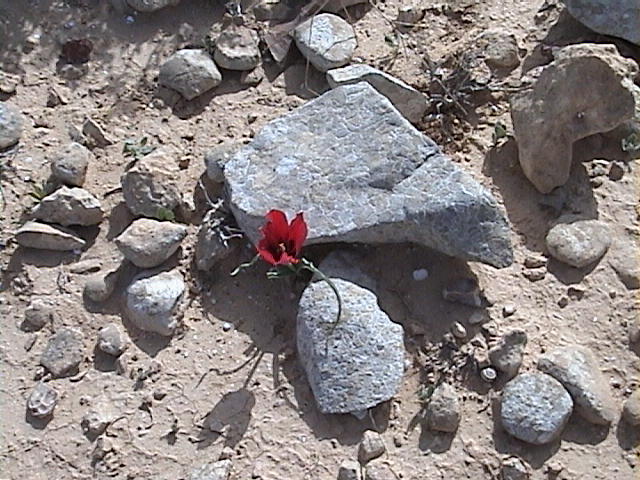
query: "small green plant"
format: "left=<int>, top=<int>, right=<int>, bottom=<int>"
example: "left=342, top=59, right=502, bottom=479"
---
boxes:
left=156, top=207, right=176, bottom=222
left=492, top=121, right=508, bottom=146
left=28, top=181, right=49, bottom=203
left=123, top=137, right=155, bottom=162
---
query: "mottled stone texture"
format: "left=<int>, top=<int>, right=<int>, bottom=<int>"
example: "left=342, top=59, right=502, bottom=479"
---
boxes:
left=225, top=83, right=513, bottom=268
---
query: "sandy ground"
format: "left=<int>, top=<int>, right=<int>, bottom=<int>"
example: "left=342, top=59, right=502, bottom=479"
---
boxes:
left=0, top=0, right=639, bottom=479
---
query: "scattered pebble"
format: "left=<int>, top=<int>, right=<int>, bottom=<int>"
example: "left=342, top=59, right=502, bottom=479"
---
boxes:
left=84, top=268, right=120, bottom=303
left=293, top=13, right=357, bottom=72
left=500, top=456, right=529, bottom=480
left=214, top=27, right=261, bottom=71
left=358, top=430, right=385, bottom=464
left=97, top=323, right=128, bottom=357
left=502, top=303, right=516, bottom=317
left=489, top=330, right=527, bottom=378
left=412, top=268, right=429, bottom=281
left=159, top=49, right=221, bottom=101
left=364, top=462, right=394, bottom=480
left=189, top=459, right=232, bottom=480
left=27, top=382, right=58, bottom=418
left=50, top=142, right=91, bottom=187
left=40, top=327, right=85, bottom=377
left=482, top=30, right=520, bottom=70
left=500, top=373, right=573, bottom=445
left=0, top=102, right=24, bottom=150
left=82, top=117, right=113, bottom=148
left=222, top=322, right=233, bottom=332
left=608, top=240, right=640, bottom=290
left=538, top=345, right=616, bottom=425
left=480, top=367, right=497, bottom=383
left=16, top=221, right=86, bottom=251
left=115, top=218, right=187, bottom=268
left=523, top=254, right=546, bottom=269
left=81, top=404, right=113, bottom=437
left=546, top=219, right=611, bottom=268
left=426, top=382, right=460, bottom=432
left=338, top=460, right=361, bottom=480
left=33, top=187, right=104, bottom=226
left=522, top=268, right=545, bottom=282
left=451, top=321, right=467, bottom=339
left=23, top=298, right=55, bottom=331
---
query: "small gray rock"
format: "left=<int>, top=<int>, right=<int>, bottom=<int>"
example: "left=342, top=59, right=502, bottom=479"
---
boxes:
left=561, top=0, right=640, bottom=46
left=364, top=463, right=394, bottom=480
left=125, top=270, right=185, bottom=336
left=97, top=323, right=128, bottom=357
left=240, top=65, right=264, bottom=86
left=293, top=13, right=357, bottom=72
left=327, top=64, right=427, bottom=123
left=426, top=382, right=460, bottom=433
left=16, top=221, right=86, bottom=251
left=214, top=27, right=261, bottom=71
left=126, top=0, right=181, bottom=12
left=205, top=144, right=237, bottom=183
left=608, top=240, right=640, bottom=290
left=81, top=404, right=114, bottom=437
left=338, top=460, right=361, bottom=480
left=358, top=431, right=385, bottom=464
left=482, top=30, right=520, bottom=70
left=489, top=330, right=527, bottom=378
left=195, top=210, right=236, bottom=271
left=115, top=218, right=187, bottom=268
left=537, top=345, right=616, bottom=425
left=159, top=49, right=221, bottom=100
left=84, top=268, right=120, bottom=302
left=297, top=279, right=405, bottom=414
left=121, top=149, right=182, bottom=219
left=0, top=102, right=24, bottom=150
left=40, top=327, right=84, bottom=377
left=189, top=459, right=232, bottom=480
left=546, top=219, right=611, bottom=268
left=82, top=118, right=113, bottom=148
left=501, top=373, right=573, bottom=445
left=33, top=187, right=103, bottom=226
left=23, top=298, right=55, bottom=331
left=50, top=142, right=91, bottom=187
left=500, top=457, right=529, bottom=480
left=622, top=389, right=640, bottom=426
left=27, top=382, right=58, bottom=418
left=253, top=0, right=291, bottom=21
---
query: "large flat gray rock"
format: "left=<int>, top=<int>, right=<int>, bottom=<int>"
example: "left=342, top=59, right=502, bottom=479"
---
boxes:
left=297, top=279, right=404, bottom=414
left=224, top=83, right=513, bottom=268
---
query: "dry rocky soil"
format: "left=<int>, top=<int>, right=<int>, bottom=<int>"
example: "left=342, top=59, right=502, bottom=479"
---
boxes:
left=0, top=0, right=639, bottom=479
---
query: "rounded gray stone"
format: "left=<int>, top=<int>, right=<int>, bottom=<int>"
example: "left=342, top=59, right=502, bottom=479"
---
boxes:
left=159, top=49, right=221, bottom=100
left=293, top=13, right=357, bottom=72
left=27, top=382, right=58, bottom=418
left=33, top=186, right=104, bottom=226
left=0, top=102, right=23, bottom=150
left=500, top=373, right=573, bottom=445
left=297, top=278, right=405, bottom=414
left=546, top=219, right=611, bottom=268
left=489, top=330, right=527, bottom=378
left=121, top=149, right=181, bottom=219
left=115, top=218, right=187, bottom=268
left=537, top=345, right=616, bottom=426
left=23, top=298, right=55, bottom=331
left=97, top=323, right=128, bottom=357
left=358, top=430, right=385, bottom=464
left=214, top=27, right=261, bottom=71
left=40, top=327, right=85, bottom=377
left=426, top=382, right=460, bottom=432
left=50, top=142, right=91, bottom=187
left=125, top=270, right=185, bottom=336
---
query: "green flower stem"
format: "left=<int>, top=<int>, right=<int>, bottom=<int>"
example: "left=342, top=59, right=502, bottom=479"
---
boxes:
left=300, top=258, right=342, bottom=328
left=230, top=254, right=261, bottom=276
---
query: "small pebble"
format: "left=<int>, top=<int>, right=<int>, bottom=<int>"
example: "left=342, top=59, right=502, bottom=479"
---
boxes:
left=27, top=382, right=58, bottom=418
left=558, top=296, right=569, bottom=308
left=222, top=322, right=233, bottom=332
left=412, top=268, right=429, bottom=281
left=523, top=269, right=546, bottom=282
left=502, top=303, right=516, bottom=317
left=480, top=367, right=497, bottom=382
left=451, top=321, right=467, bottom=339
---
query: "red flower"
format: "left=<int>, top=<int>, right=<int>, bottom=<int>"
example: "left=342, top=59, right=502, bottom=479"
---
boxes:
left=257, top=210, right=308, bottom=266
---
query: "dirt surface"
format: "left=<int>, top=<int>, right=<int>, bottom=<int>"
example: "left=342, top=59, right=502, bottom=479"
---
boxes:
left=1, top=0, right=639, bottom=479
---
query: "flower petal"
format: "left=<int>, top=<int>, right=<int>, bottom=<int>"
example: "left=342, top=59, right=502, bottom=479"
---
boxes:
left=288, top=213, right=308, bottom=256
left=262, top=209, right=289, bottom=244
left=257, top=241, right=278, bottom=265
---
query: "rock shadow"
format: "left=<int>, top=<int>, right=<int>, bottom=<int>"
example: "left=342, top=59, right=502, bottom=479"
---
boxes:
left=418, top=427, right=456, bottom=453
left=196, top=387, right=255, bottom=450
left=560, top=413, right=609, bottom=445
left=491, top=397, right=561, bottom=469
left=483, top=138, right=598, bottom=253
left=616, top=418, right=640, bottom=451
left=25, top=410, right=53, bottom=430
left=106, top=202, right=134, bottom=240
left=546, top=257, right=600, bottom=286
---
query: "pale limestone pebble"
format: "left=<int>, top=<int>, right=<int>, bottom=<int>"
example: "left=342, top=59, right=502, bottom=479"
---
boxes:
left=27, top=382, right=58, bottom=418
left=40, top=327, right=85, bottom=378
left=159, top=49, right=221, bottom=100
left=545, top=219, right=611, bottom=268
left=115, top=218, right=187, bottom=268
left=489, top=330, right=527, bottom=378
left=214, top=27, right=261, bottom=71
left=426, top=382, right=460, bottom=432
left=358, top=431, right=385, bottom=464
left=16, top=221, right=85, bottom=251
left=23, top=298, right=55, bottom=331
left=97, top=323, right=128, bottom=357
left=0, top=102, right=24, bottom=150
left=33, top=187, right=103, bottom=226
left=50, top=142, right=91, bottom=187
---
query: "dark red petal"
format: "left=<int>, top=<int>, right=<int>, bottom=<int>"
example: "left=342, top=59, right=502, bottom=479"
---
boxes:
left=262, top=209, right=289, bottom=244
left=257, top=242, right=278, bottom=265
left=275, top=252, right=299, bottom=265
left=288, top=213, right=308, bottom=255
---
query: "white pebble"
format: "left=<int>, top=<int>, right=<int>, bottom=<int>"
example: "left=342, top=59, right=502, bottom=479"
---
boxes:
left=412, top=268, right=429, bottom=281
